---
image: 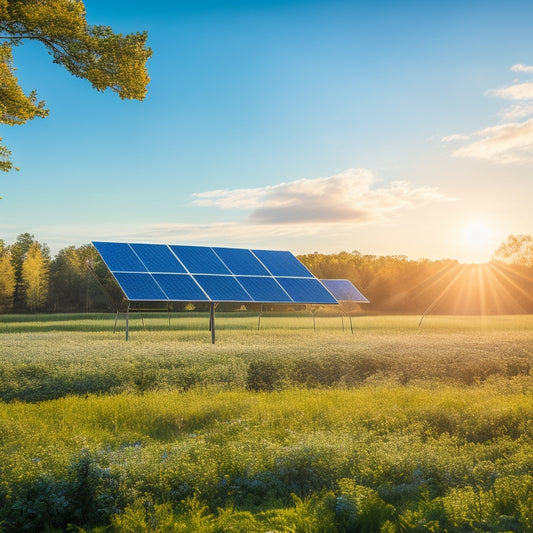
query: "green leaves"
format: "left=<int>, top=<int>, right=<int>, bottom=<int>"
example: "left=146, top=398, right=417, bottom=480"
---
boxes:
left=0, top=0, right=152, bottom=171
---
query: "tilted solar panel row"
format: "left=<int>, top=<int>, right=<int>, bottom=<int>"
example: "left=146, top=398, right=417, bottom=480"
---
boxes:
left=320, top=279, right=369, bottom=303
left=92, top=241, right=338, bottom=304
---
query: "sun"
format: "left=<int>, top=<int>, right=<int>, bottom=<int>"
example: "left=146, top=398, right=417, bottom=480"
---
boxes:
left=463, top=221, right=492, bottom=248
left=460, top=221, right=495, bottom=263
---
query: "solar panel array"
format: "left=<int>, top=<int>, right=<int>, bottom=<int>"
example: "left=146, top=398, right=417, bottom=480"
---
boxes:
left=320, top=279, right=369, bottom=303
left=92, top=242, right=338, bottom=305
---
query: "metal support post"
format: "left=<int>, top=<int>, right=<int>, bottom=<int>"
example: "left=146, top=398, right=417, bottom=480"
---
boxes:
left=209, top=302, right=216, bottom=344
left=113, top=310, right=119, bottom=333
left=125, top=303, right=130, bottom=341
left=258, top=304, right=263, bottom=330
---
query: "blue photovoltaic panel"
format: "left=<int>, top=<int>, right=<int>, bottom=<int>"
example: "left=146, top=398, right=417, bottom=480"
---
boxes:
left=93, top=242, right=147, bottom=272
left=170, top=245, right=231, bottom=275
left=193, top=275, right=253, bottom=302
left=213, top=247, right=270, bottom=276
left=131, top=243, right=187, bottom=273
left=153, top=274, right=209, bottom=301
left=93, top=241, right=343, bottom=305
left=252, top=249, right=313, bottom=278
left=320, top=279, right=369, bottom=303
left=236, top=276, right=293, bottom=303
left=276, top=277, right=337, bottom=304
left=114, top=272, right=167, bottom=301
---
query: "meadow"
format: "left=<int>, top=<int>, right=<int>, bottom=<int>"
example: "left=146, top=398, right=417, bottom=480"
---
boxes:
left=0, top=313, right=532, bottom=532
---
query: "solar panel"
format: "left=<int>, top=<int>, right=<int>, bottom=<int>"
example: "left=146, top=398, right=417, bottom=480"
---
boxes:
left=320, top=279, right=369, bottom=303
left=153, top=274, right=209, bottom=301
left=276, top=277, right=337, bottom=304
left=93, top=242, right=147, bottom=272
left=252, top=249, right=314, bottom=277
left=92, top=241, right=342, bottom=306
left=213, top=247, right=270, bottom=276
left=131, top=243, right=187, bottom=273
left=114, top=272, right=167, bottom=301
left=236, top=276, right=293, bottom=303
left=170, top=245, right=231, bottom=275
left=192, top=275, right=253, bottom=302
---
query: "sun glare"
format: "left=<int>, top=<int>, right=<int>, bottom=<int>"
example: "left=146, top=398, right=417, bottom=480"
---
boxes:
left=463, top=221, right=492, bottom=247
left=460, top=221, right=494, bottom=263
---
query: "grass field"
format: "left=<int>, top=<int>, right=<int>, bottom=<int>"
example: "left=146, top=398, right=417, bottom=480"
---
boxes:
left=0, top=313, right=532, bottom=532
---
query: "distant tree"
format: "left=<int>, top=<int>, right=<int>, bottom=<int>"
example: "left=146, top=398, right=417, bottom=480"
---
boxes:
left=493, top=234, right=533, bottom=267
left=0, top=250, right=15, bottom=311
left=21, top=241, right=49, bottom=311
left=9, top=232, right=50, bottom=310
left=9, top=232, right=35, bottom=309
left=0, top=0, right=152, bottom=172
left=49, top=243, right=100, bottom=311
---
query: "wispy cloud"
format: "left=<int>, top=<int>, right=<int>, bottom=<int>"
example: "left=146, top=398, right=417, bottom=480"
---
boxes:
left=452, top=119, right=533, bottom=163
left=445, top=64, right=533, bottom=164
left=499, top=103, right=533, bottom=121
left=441, top=133, right=471, bottom=143
left=30, top=170, right=450, bottom=255
left=192, top=169, right=448, bottom=225
left=511, top=64, right=533, bottom=74
left=488, top=82, right=533, bottom=101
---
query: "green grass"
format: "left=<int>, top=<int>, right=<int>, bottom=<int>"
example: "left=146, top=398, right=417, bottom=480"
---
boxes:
left=0, top=314, right=532, bottom=531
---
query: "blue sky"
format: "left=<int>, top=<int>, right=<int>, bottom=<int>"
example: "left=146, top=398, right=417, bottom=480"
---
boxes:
left=2, top=0, right=533, bottom=262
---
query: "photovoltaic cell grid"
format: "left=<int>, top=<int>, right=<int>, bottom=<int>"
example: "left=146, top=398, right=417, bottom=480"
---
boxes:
left=92, top=241, right=338, bottom=304
left=320, top=279, right=369, bottom=303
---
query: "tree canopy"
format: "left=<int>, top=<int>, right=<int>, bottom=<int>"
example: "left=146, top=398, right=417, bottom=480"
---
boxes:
left=493, top=234, right=533, bottom=267
left=0, top=0, right=152, bottom=171
left=1, top=233, right=532, bottom=315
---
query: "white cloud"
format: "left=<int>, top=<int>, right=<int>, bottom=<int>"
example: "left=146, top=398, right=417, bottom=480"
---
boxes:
left=445, top=64, right=533, bottom=163
left=488, top=82, right=533, bottom=101
left=511, top=64, right=533, bottom=74
left=192, top=169, right=449, bottom=225
left=499, top=103, right=533, bottom=121
left=441, top=133, right=471, bottom=142
left=28, top=170, right=450, bottom=256
left=452, top=118, right=533, bottom=163
left=192, top=187, right=272, bottom=209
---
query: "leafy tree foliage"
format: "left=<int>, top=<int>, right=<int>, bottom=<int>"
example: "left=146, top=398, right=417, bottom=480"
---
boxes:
left=299, top=246, right=533, bottom=315
left=48, top=243, right=110, bottom=312
left=493, top=234, right=533, bottom=267
left=21, top=241, right=49, bottom=311
left=1, top=234, right=533, bottom=314
left=8, top=232, right=49, bottom=310
left=0, top=248, right=15, bottom=311
left=0, top=0, right=151, bottom=171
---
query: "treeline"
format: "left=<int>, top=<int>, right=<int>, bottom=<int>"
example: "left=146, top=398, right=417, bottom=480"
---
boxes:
left=1, top=233, right=532, bottom=314
left=299, top=251, right=533, bottom=314
left=0, top=233, right=116, bottom=314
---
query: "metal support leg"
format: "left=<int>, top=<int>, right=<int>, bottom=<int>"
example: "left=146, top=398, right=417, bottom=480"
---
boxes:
left=167, top=304, right=171, bottom=330
left=113, top=310, right=119, bottom=334
left=209, top=302, right=216, bottom=344
left=258, top=304, right=263, bottom=330
left=349, top=314, right=354, bottom=334
left=125, top=303, right=130, bottom=341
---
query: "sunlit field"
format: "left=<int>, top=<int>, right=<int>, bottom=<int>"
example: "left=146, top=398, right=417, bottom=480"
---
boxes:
left=1, top=313, right=532, bottom=532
